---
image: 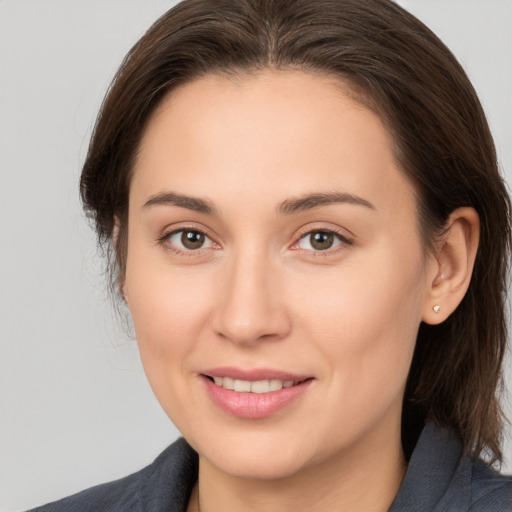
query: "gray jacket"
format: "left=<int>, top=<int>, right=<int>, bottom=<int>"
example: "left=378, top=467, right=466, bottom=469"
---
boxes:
left=28, top=424, right=511, bottom=511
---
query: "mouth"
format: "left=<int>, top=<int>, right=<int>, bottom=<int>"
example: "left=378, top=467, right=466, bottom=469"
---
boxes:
left=204, top=375, right=310, bottom=394
left=200, top=369, right=315, bottom=418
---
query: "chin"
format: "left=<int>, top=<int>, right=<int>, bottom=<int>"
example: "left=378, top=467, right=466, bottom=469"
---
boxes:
left=210, top=445, right=311, bottom=480
left=184, top=423, right=326, bottom=481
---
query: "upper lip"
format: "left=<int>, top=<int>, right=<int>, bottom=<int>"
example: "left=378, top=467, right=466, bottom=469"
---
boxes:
left=201, top=367, right=312, bottom=382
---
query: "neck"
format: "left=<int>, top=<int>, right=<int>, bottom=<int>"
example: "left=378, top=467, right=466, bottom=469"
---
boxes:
left=191, top=420, right=407, bottom=512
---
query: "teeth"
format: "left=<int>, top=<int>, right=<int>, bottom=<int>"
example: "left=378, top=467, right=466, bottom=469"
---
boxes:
left=234, top=379, right=251, bottom=392
left=211, top=377, right=298, bottom=393
left=251, top=380, right=270, bottom=394
left=269, top=379, right=282, bottom=391
left=223, top=377, right=234, bottom=390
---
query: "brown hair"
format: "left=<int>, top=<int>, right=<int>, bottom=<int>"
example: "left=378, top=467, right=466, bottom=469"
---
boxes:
left=80, top=0, right=511, bottom=462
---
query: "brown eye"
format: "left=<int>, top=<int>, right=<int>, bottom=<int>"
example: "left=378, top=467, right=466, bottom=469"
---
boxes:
left=167, top=229, right=215, bottom=252
left=296, top=230, right=348, bottom=252
left=181, top=230, right=205, bottom=249
left=309, top=231, right=334, bottom=250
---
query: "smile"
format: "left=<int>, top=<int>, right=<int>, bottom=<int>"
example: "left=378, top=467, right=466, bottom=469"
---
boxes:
left=209, top=376, right=298, bottom=393
left=201, top=369, right=314, bottom=418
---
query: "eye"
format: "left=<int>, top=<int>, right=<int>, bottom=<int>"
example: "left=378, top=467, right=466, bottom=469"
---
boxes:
left=296, top=230, right=350, bottom=251
left=166, top=229, right=216, bottom=251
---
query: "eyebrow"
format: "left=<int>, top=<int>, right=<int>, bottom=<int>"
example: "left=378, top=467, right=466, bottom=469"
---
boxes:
left=142, top=192, right=218, bottom=215
left=142, top=190, right=375, bottom=216
left=278, top=192, right=375, bottom=215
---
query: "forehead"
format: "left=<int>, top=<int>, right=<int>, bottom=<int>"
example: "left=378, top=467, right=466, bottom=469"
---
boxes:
left=131, top=70, right=416, bottom=217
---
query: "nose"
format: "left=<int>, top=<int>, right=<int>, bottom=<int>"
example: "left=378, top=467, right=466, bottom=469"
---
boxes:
left=211, top=251, right=291, bottom=345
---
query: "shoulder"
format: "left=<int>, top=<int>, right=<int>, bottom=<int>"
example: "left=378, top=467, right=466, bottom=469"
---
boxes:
left=26, top=438, right=198, bottom=512
left=391, top=424, right=511, bottom=512
left=27, top=472, right=141, bottom=512
left=468, top=459, right=512, bottom=511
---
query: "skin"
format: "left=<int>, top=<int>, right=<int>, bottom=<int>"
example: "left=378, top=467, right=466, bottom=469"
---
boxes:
left=123, top=70, right=479, bottom=512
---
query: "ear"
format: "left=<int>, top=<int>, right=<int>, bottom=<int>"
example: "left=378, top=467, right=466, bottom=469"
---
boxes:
left=422, top=207, right=479, bottom=325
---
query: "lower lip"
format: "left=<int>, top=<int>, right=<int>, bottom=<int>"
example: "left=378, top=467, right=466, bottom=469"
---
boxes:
left=202, top=376, right=313, bottom=419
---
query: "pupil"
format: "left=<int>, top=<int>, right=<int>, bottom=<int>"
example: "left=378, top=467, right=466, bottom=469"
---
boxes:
left=311, top=231, right=333, bottom=250
left=181, top=231, right=204, bottom=249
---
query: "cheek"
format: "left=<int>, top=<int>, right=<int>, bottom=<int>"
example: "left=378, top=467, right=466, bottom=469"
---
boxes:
left=296, top=255, right=424, bottom=344
left=124, top=257, right=219, bottom=429
left=123, top=237, right=216, bottom=387
left=127, top=268, right=213, bottom=349
left=291, top=245, right=426, bottom=413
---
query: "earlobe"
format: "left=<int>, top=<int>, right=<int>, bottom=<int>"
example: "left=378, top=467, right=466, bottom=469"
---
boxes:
left=422, top=207, right=479, bottom=325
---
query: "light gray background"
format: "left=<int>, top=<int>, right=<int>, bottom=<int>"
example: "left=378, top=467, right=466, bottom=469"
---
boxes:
left=1, top=1, right=511, bottom=510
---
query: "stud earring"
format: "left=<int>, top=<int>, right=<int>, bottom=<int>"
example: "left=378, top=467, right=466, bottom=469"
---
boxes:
left=433, top=305, right=441, bottom=313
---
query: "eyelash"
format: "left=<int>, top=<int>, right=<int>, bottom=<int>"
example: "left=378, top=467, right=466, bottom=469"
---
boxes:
left=157, top=227, right=353, bottom=257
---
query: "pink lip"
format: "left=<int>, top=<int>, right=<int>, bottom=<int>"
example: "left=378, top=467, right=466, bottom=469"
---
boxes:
left=200, top=367, right=314, bottom=419
left=203, top=367, right=310, bottom=382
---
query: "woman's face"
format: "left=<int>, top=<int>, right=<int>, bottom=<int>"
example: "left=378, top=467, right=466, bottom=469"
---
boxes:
left=124, top=70, right=436, bottom=479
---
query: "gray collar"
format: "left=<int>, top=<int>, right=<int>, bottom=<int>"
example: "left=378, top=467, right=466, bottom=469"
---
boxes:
left=390, top=424, right=471, bottom=511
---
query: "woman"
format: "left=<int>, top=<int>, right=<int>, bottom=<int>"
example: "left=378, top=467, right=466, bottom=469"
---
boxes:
left=29, top=0, right=511, bottom=510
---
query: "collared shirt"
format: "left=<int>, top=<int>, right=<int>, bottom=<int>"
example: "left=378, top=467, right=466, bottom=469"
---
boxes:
left=28, top=424, right=511, bottom=511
